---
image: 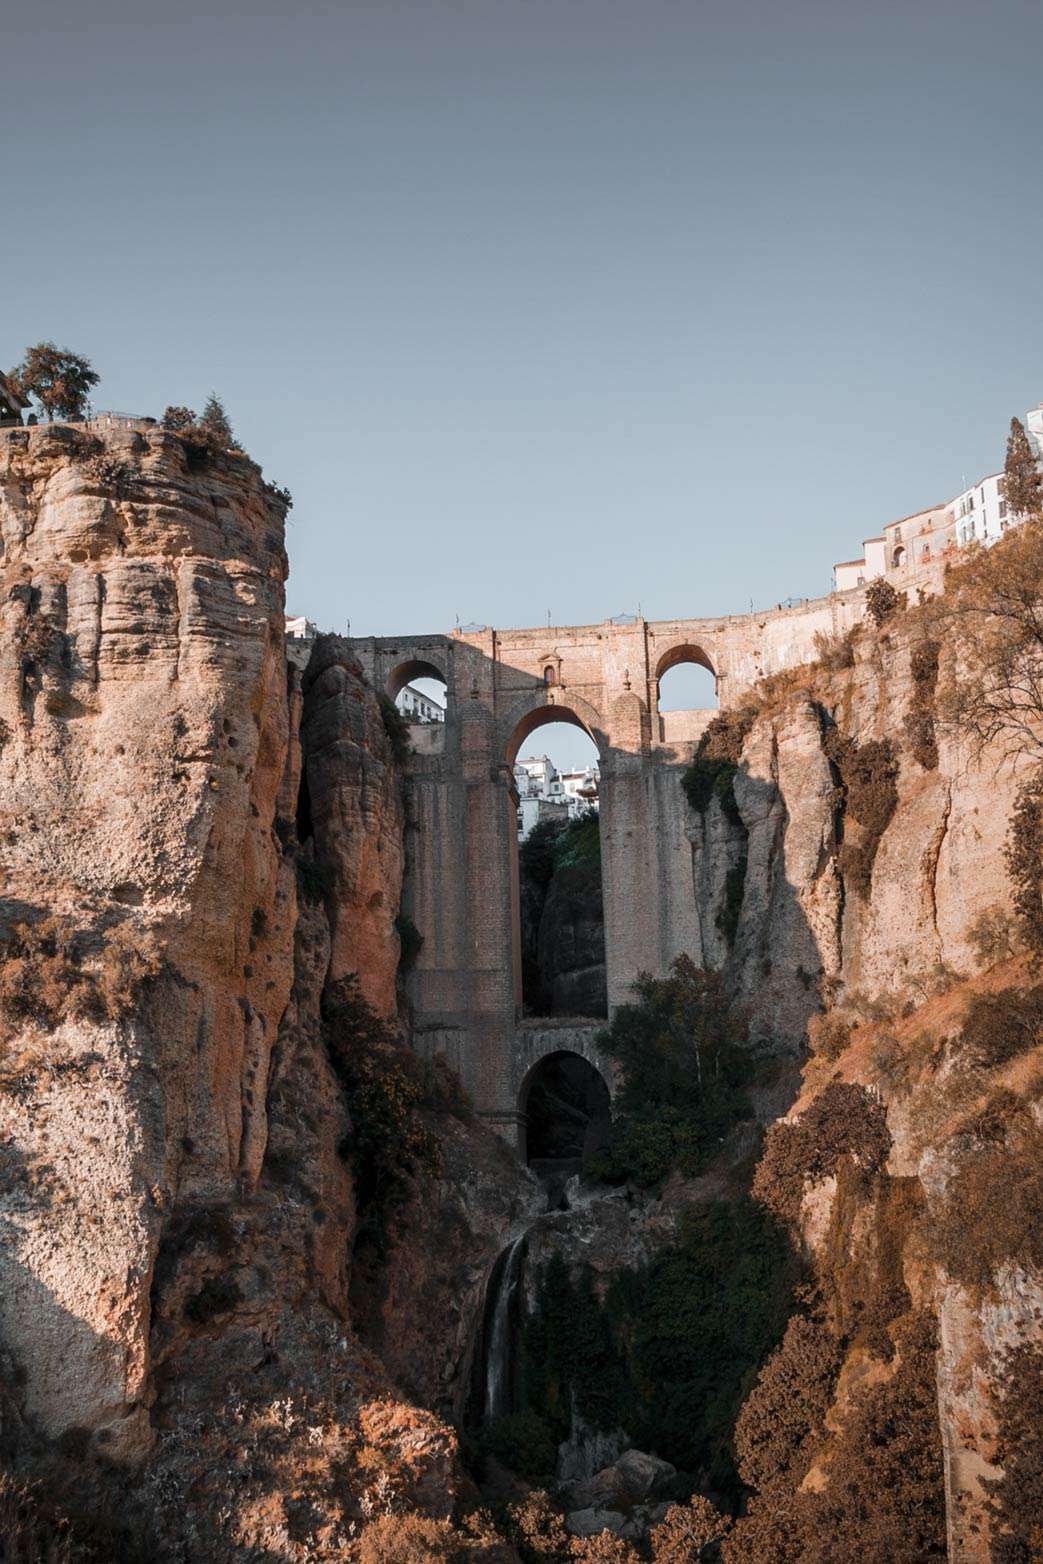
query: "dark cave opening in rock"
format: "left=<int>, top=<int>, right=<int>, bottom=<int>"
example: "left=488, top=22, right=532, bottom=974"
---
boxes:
left=523, top=1051, right=611, bottom=1190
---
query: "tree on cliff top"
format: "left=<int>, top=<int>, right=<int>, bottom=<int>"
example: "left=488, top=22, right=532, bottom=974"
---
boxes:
left=199, top=393, right=241, bottom=451
left=9, top=343, right=99, bottom=422
left=1004, top=416, right=1042, bottom=523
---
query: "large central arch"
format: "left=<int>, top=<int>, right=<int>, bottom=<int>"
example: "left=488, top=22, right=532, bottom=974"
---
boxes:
left=500, top=689, right=606, bottom=767
left=505, top=694, right=607, bottom=1022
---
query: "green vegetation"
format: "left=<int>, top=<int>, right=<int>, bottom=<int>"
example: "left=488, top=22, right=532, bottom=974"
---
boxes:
left=904, top=638, right=941, bottom=770
left=322, top=976, right=441, bottom=1253
left=587, top=956, right=753, bottom=1188
left=519, top=810, right=600, bottom=886
left=505, top=1199, right=795, bottom=1499
left=8, top=342, right=99, bottom=422
left=378, top=691, right=412, bottom=764
left=822, top=724, right=898, bottom=899
left=716, top=858, right=747, bottom=947
left=681, top=707, right=756, bottom=823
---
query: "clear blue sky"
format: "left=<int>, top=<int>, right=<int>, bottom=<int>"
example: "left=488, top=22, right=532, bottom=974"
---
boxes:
left=3, top=0, right=1040, bottom=650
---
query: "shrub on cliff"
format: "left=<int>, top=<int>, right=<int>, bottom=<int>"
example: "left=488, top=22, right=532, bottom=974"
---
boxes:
left=587, top=956, right=752, bottom=1187
left=8, top=343, right=99, bottom=422
left=904, top=637, right=941, bottom=770
left=379, top=692, right=413, bottom=764
left=959, top=985, right=1043, bottom=1068
left=734, top=1308, right=842, bottom=1497
left=726, top=1312, right=946, bottom=1562
left=938, top=519, right=1043, bottom=765
left=322, top=976, right=441, bottom=1252
left=865, top=578, right=901, bottom=627
left=752, top=1082, right=891, bottom=1228
left=0, top=916, right=160, bottom=1056
left=988, top=1344, right=1043, bottom=1562
left=681, top=706, right=756, bottom=822
left=822, top=726, right=898, bottom=898
left=932, top=1103, right=1043, bottom=1291
left=1005, top=771, right=1043, bottom=949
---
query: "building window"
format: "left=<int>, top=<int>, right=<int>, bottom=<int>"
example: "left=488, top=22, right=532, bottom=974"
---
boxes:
left=999, top=499, right=1008, bottom=519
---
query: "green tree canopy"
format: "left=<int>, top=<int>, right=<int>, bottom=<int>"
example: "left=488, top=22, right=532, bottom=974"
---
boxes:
left=588, top=955, right=752, bottom=1186
left=10, top=343, right=99, bottom=422
left=198, top=393, right=240, bottom=451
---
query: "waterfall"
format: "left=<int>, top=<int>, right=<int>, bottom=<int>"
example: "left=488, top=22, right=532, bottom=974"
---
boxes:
left=481, top=1233, right=527, bottom=1425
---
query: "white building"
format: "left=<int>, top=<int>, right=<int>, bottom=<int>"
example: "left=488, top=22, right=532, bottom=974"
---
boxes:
left=285, top=614, right=318, bottom=670
left=514, top=755, right=600, bottom=840
left=833, top=402, right=1043, bottom=592
left=396, top=683, right=445, bottom=723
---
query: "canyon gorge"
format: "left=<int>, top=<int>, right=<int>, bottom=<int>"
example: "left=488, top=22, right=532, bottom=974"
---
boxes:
left=0, top=419, right=1041, bottom=1563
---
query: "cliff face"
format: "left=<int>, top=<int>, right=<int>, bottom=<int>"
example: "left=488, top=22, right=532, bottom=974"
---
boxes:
left=0, top=428, right=529, bottom=1559
left=0, top=421, right=295, bottom=1460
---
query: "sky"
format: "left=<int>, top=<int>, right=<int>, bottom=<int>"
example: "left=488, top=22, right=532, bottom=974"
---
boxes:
left=3, top=0, right=1041, bottom=665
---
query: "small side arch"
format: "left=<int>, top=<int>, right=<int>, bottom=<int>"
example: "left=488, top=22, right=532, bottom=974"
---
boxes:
left=387, top=656, right=448, bottom=701
left=653, top=641, right=717, bottom=684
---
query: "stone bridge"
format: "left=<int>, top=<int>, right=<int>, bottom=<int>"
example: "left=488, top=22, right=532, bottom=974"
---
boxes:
left=349, top=591, right=872, bottom=1142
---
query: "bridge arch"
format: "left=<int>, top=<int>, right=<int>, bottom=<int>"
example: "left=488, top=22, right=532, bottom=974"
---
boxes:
left=515, top=1036, right=612, bottom=1164
left=386, top=655, right=448, bottom=702
left=499, top=689, right=606, bottom=766
left=654, top=640, right=717, bottom=685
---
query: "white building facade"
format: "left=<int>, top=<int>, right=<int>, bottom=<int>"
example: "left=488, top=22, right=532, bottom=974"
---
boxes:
left=514, top=755, right=600, bottom=840
left=833, top=402, right=1043, bottom=592
left=396, top=683, right=446, bottom=723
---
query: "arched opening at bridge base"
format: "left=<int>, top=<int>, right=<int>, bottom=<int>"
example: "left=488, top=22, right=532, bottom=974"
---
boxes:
left=509, top=705, right=606, bottom=1022
left=520, top=1050, right=611, bottom=1202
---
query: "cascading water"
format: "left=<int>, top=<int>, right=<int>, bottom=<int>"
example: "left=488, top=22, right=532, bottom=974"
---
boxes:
left=481, top=1233, right=527, bottom=1425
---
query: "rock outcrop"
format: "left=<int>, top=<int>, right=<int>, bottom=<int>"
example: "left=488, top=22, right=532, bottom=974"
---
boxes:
left=0, top=426, right=529, bottom=1559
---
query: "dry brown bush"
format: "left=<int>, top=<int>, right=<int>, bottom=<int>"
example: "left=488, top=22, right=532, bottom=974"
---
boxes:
left=0, top=917, right=159, bottom=1053
left=812, top=629, right=855, bottom=673
left=752, top=1083, right=891, bottom=1227
left=356, top=1510, right=510, bottom=1563
left=987, top=1344, right=1043, bottom=1563
left=806, top=1011, right=852, bottom=1062
left=0, top=1472, right=75, bottom=1563
left=937, top=520, right=1043, bottom=764
left=966, top=905, right=1018, bottom=968
left=733, top=1311, right=842, bottom=1497
left=571, top=1534, right=641, bottom=1563
left=958, top=985, right=1043, bottom=1068
left=504, top=1491, right=570, bottom=1563
left=725, top=1313, right=945, bottom=1562
left=648, top=1495, right=731, bottom=1562
left=932, top=1109, right=1043, bottom=1291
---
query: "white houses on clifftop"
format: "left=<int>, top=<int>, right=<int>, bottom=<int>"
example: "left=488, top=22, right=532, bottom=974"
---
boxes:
left=833, top=403, right=1043, bottom=592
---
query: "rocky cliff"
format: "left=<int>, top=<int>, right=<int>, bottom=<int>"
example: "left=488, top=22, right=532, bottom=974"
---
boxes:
left=1, top=424, right=1039, bottom=1562
left=0, top=425, right=530, bottom=1560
